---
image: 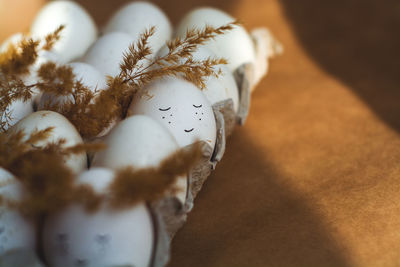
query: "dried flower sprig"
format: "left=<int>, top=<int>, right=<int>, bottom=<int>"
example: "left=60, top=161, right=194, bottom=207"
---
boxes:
left=0, top=22, right=236, bottom=137
left=0, top=26, right=65, bottom=131
left=0, top=128, right=201, bottom=216
left=42, top=25, right=65, bottom=51
left=108, top=142, right=202, bottom=210
left=0, top=128, right=104, bottom=216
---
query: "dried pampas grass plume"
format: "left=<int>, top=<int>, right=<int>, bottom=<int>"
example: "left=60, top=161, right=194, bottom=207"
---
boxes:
left=1, top=22, right=236, bottom=137
left=0, top=128, right=104, bottom=217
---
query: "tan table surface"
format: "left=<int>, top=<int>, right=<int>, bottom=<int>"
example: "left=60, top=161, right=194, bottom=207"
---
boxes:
left=2, top=0, right=400, bottom=266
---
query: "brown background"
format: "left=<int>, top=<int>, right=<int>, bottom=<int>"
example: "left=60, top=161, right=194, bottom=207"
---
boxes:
left=2, top=0, right=400, bottom=266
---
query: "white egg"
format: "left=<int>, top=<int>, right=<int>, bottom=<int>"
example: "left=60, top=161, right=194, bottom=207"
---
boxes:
left=157, top=44, right=239, bottom=112
left=38, top=62, right=107, bottom=109
left=10, top=111, right=86, bottom=174
left=92, top=115, right=187, bottom=203
left=104, top=1, right=172, bottom=54
left=43, top=168, right=154, bottom=267
left=0, top=168, right=36, bottom=256
left=30, top=0, right=97, bottom=63
left=1, top=99, right=34, bottom=131
left=128, top=77, right=217, bottom=149
left=84, top=32, right=135, bottom=77
left=175, top=7, right=256, bottom=72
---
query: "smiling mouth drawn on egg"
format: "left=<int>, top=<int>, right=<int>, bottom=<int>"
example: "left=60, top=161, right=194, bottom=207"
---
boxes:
left=184, top=128, right=194, bottom=133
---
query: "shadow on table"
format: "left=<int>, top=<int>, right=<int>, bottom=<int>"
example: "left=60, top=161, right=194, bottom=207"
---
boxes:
left=280, top=0, right=400, bottom=132
left=169, top=129, right=352, bottom=267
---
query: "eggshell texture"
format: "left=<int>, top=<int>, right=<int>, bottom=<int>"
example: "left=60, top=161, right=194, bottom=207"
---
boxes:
left=128, top=77, right=217, bottom=149
left=157, top=45, right=239, bottom=112
left=1, top=99, right=34, bottom=131
left=0, top=168, right=36, bottom=256
left=43, top=168, right=153, bottom=267
left=103, top=1, right=172, bottom=54
left=84, top=32, right=135, bottom=77
left=175, top=7, right=256, bottom=72
left=10, top=111, right=86, bottom=173
left=39, top=62, right=107, bottom=109
left=30, top=0, right=97, bottom=63
left=92, top=115, right=187, bottom=203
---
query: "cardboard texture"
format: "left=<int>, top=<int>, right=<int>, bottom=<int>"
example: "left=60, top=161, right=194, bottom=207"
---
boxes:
left=149, top=204, right=171, bottom=267
left=2, top=0, right=399, bottom=266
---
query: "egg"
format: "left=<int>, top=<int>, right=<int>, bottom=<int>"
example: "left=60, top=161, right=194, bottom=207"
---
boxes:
left=175, top=7, right=256, bottom=72
left=43, top=168, right=154, bottom=267
left=104, top=1, right=172, bottom=54
left=38, top=62, right=107, bottom=109
left=0, top=168, right=36, bottom=256
left=92, top=115, right=187, bottom=204
left=1, top=100, right=34, bottom=131
left=83, top=32, right=135, bottom=77
left=30, top=0, right=97, bottom=63
left=128, top=77, right=217, bottom=150
left=157, top=45, right=239, bottom=112
left=10, top=111, right=86, bottom=174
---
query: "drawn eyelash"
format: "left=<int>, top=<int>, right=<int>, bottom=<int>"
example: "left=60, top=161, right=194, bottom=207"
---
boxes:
left=193, top=104, right=202, bottom=108
left=159, top=107, right=171, bottom=111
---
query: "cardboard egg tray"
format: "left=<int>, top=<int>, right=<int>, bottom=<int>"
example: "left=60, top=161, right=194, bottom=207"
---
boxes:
left=148, top=28, right=283, bottom=267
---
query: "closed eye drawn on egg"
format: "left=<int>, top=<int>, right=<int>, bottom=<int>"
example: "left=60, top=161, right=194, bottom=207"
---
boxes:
left=95, top=234, right=111, bottom=245
left=74, top=258, right=88, bottom=267
left=185, top=128, right=194, bottom=133
left=159, top=107, right=171, bottom=111
left=193, top=104, right=202, bottom=108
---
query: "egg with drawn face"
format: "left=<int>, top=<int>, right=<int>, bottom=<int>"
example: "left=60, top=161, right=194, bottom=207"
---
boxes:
left=128, top=77, right=216, bottom=149
left=43, top=168, right=154, bottom=267
left=0, top=168, right=36, bottom=256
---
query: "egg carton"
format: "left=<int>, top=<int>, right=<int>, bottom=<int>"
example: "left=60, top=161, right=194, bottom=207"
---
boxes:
left=0, top=0, right=284, bottom=265
left=149, top=28, right=283, bottom=256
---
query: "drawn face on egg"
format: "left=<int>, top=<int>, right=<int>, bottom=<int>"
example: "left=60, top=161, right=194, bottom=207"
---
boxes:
left=128, top=77, right=217, bottom=149
left=43, top=168, right=154, bottom=267
left=45, top=206, right=153, bottom=267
